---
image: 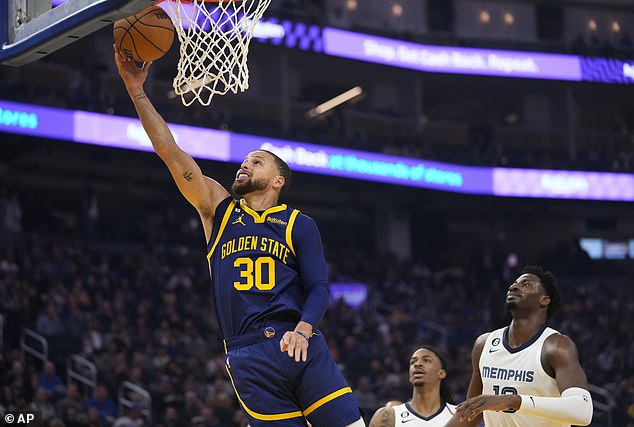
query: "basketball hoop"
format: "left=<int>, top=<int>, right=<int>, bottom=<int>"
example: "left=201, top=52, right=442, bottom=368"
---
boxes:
left=161, top=0, right=271, bottom=106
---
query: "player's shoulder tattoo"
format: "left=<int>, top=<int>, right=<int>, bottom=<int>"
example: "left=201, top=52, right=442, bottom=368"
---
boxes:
left=370, top=406, right=394, bottom=427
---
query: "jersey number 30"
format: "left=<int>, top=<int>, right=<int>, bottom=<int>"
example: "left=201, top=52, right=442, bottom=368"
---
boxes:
left=234, top=257, right=276, bottom=291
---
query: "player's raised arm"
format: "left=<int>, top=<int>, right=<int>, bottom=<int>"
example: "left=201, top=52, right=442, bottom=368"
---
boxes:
left=114, top=45, right=230, bottom=240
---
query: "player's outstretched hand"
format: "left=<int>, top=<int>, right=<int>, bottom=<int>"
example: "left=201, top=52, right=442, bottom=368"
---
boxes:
left=280, top=329, right=310, bottom=362
left=113, top=44, right=152, bottom=90
left=454, top=394, right=521, bottom=423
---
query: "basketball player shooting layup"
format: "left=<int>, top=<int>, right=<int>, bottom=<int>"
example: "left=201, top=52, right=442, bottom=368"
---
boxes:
left=444, top=265, right=593, bottom=427
left=113, top=47, right=365, bottom=427
left=369, top=346, right=456, bottom=427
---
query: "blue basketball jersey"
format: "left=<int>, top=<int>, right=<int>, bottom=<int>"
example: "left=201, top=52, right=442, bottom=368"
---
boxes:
left=207, top=197, right=319, bottom=339
left=206, top=198, right=360, bottom=427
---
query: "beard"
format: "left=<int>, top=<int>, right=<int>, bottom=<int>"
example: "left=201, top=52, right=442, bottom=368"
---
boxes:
left=505, top=300, right=518, bottom=311
left=232, top=177, right=268, bottom=196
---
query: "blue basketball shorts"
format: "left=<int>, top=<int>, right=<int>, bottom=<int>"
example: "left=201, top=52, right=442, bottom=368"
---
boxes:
left=223, top=322, right=361, bottom=427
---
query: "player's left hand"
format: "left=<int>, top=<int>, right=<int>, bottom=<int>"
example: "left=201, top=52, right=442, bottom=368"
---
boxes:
left=280, top=323, right=312, bottom=362
left=455, top=394, right=521, bottom=422
left=113, top=44, right=152, bottom=88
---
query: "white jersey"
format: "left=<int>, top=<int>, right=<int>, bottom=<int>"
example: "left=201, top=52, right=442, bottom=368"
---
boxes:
left=479, top=326, right=566, bottom=427
left=391, top=402, right=456, bottom=426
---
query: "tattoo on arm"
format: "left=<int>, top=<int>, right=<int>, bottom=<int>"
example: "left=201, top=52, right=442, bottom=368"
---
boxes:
left=183, top=171, right=194, bottom=182
left=134, top=93, right=147, bottom=101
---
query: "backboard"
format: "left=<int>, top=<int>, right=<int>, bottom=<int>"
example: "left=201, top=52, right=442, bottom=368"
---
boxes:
left=0, top=0, right=156, bottom=66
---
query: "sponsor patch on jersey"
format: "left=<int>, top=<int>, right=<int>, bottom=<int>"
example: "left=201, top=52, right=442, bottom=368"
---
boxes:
left=266, top=217, right=287, bottom=226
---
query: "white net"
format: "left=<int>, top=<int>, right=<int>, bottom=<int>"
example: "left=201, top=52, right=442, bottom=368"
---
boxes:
left=165, top=0, right=271, bottom=106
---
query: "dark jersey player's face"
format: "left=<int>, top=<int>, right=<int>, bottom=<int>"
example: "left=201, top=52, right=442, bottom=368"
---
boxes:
left=232, top=151, right=280, bottom=196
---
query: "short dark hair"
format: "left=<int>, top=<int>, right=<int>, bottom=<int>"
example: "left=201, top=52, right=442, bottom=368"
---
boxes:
left=521, top=265, right=561, bottom=319
left=417, top=346, right=455, bottom=405
left=261, top=150, right=292, bottom=195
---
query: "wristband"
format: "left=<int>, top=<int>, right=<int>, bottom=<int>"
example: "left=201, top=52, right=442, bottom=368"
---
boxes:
left=295, top=330, right=310, bottom=341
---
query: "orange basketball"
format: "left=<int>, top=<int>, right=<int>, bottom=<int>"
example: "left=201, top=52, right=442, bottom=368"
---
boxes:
left=113, top=5, right=175, bottom=62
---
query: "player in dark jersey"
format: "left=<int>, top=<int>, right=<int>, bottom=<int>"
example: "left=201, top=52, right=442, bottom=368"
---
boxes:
left=115, top=47, right=364, bottom=427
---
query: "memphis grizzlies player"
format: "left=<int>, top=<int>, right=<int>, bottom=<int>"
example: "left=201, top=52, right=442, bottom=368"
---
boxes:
left=369, top=347, right=456, bottom=427
left=115, top=48, right=364, bottom=427
left=445, top=266, right=593, bottom=427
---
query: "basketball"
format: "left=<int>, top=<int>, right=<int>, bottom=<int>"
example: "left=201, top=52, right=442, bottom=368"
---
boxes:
left=113, top=6, right=174, bottom=62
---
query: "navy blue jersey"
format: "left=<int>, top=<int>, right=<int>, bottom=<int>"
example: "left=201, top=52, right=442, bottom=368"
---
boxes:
left=207, top=197, right=328, bottom=339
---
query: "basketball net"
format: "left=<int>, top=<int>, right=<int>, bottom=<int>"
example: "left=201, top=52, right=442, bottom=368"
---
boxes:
left=164, top=0, right=271, bottom=106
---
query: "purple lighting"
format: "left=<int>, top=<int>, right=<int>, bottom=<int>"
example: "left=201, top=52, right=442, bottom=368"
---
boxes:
left=580, top=57, right=634, bottom=84
left=493, top=168, right=634, bottom=201
left=73, top=111, right=231, bottom=161
left=322, top=28, right=583, bottom=81
left=229, top=133, right=492, bottom=195
left=1, top=100, right=633, bottom=202
left=22, top=7, right=634, bottom=85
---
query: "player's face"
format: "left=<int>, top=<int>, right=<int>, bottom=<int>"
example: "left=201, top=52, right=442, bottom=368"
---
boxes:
left=408, top=348, right=445, bottom=388
left=232, top=151, right=279, bottom=196
left=505, top=273, right=549, bottom=311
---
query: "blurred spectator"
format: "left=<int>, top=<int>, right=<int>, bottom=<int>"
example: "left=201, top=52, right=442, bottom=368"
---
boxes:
left=29, top=388, right=57, bottom=422
left=39, top=361, right=66, bottom=397
left=113, top=402, right=146, bottom=427
left=55, top=383, right=85, bottom=417
left=36, top=304, right=65, bottom=337
left=86, top=406, right=104, bottom=427
left=86, top=384, right=117, bottom=425
left=197, top=406, right=221, bottom=427
left=0, top=385, right=18, bottom=413
left=159, top=406, right=184, bottom=427
left=209, top=393, right=234, bottom=426
left=4, top=192, right=22, bottom=235
left=3, top=359, right=33, bottom=406
left=182, top=390, right=201, bottom=422
left=354, top=375, right=379, bottom=417
left=61, top=402, right=88, bottom=427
